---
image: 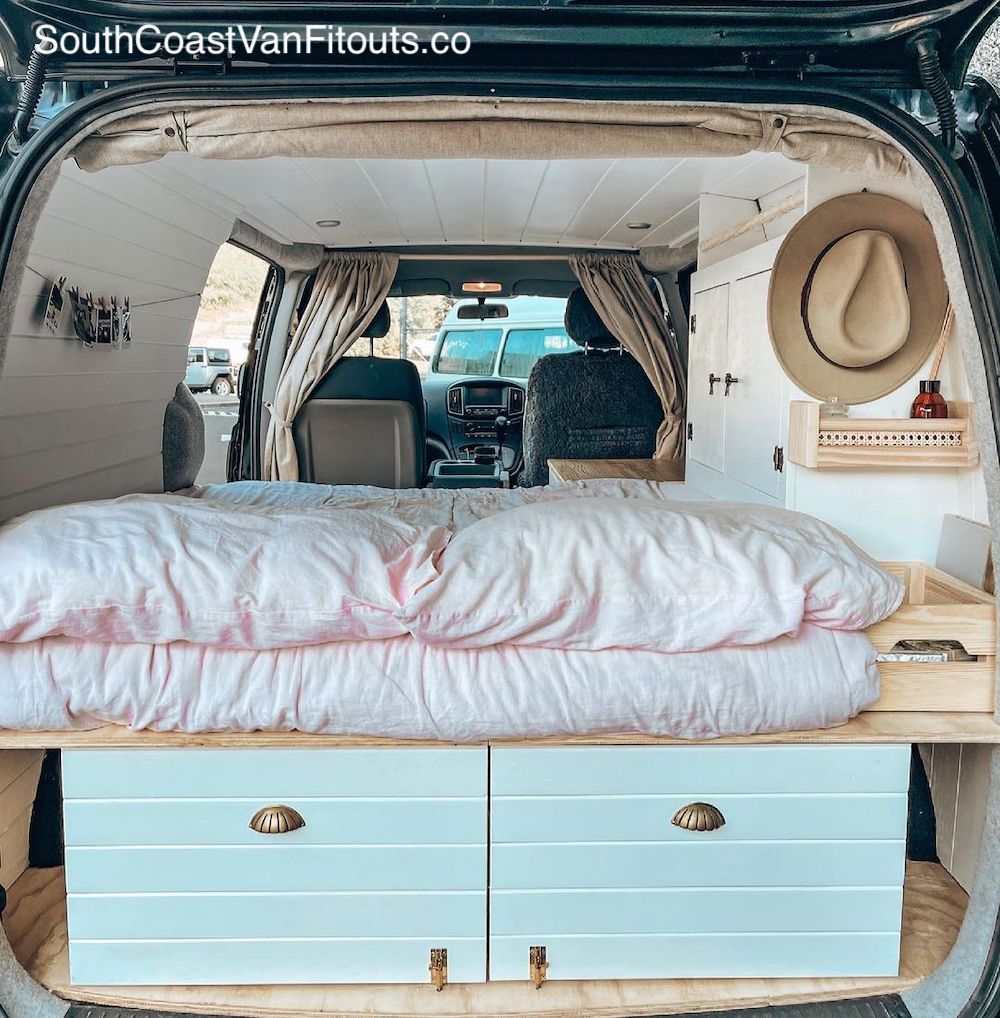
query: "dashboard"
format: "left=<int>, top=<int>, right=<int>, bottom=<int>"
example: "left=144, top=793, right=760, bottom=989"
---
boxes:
left=444, top=378, right=525, bottom=468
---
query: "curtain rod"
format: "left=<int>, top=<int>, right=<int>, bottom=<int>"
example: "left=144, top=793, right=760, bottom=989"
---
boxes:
left=390, top=253, right=632, bottom=262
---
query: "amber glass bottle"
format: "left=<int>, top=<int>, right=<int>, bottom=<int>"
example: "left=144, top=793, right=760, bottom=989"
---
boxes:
left=911, top=380, right=948, bottom=419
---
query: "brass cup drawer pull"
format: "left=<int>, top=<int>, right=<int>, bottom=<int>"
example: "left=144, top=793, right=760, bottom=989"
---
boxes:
left=248, top=805, right=306, bottom=835
left=671, top=802, right=726, bottom=832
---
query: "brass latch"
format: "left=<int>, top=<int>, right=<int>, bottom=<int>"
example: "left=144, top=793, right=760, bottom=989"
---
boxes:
left=529, top=945, right=549, bottom=989
left=429, top=947, right=448, bottom=991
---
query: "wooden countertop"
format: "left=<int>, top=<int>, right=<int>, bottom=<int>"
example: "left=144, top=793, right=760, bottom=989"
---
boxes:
left=547, top=457, right=686, bottom=483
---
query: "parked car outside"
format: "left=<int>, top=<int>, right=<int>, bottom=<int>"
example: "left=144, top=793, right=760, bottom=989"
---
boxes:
left=185, top=346, right=237, bottom=396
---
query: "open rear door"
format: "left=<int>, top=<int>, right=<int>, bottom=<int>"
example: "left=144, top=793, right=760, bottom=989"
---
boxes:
left=0, top=0, right=997, bottom=83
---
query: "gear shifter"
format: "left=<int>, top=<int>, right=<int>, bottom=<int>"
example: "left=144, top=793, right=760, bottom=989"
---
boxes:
left=494, top=414, right=509, bottom=467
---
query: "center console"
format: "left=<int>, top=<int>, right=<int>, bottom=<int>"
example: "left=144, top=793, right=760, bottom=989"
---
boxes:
left=445, top=379, right=525, bottom=469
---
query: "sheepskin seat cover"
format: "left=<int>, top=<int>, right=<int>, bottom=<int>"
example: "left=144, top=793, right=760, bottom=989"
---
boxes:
left=519, top=353, right=662, bottom=487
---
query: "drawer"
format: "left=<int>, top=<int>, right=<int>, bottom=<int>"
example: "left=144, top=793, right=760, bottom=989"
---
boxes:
left=491, top=746, right=910, bottom=796
left=63, top=747, right=488, bottom=986
left=489, top=745, right=908, bottom=981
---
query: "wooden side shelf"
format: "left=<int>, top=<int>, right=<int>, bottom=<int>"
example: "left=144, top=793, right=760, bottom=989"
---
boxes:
left=867, top=562, right=996, bottom=714
left=3, top=862, right=968, bottom=1018
left=788, top=401, right=979, bottom=469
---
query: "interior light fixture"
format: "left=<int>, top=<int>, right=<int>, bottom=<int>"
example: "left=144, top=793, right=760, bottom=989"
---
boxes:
left=626, top=222, right=653, bottom=230
left=462, top=281, right=503, bottom=293
left=315, top=220, right=342, bottom=228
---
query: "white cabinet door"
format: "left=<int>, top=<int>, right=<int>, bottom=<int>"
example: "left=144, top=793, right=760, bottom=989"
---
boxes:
left=724, top=269, right=785, bottom=498
left=687, top=283, right=729, bottom=473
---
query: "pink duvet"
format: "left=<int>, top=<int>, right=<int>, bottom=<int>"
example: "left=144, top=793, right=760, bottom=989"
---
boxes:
left=0, top=482, right=903, bottom=654
left=0, top=625, right=879, bottom=740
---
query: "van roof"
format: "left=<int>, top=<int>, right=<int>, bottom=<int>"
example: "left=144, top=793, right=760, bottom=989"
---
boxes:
left=443, top=295, right=568, bottom=327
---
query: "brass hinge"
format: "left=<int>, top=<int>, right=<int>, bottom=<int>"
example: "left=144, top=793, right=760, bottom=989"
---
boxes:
left=529, top=945, right=549, bottom=989
left=773, top=445, right=784, bottom=472
left=687, top=421, right=694, bottom=442
left=429, top=948, right=448, bottom=991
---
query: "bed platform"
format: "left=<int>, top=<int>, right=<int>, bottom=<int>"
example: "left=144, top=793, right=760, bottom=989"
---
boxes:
left=4, top=861, right=968, bottom=1017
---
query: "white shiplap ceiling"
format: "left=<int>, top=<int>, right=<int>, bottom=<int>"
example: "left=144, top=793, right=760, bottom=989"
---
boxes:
left=136, top=150, right=804, bottom=251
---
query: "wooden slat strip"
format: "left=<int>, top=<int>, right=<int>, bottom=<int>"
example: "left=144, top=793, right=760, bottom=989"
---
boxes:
left=867, top=604, right=996, bottom=654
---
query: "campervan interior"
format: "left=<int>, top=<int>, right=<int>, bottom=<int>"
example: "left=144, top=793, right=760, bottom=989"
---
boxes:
left=0, top=98, right=997, bottom=1018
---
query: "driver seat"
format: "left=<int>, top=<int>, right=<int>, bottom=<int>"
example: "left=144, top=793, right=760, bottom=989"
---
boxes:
left=292, top=302, right=426, bottom=488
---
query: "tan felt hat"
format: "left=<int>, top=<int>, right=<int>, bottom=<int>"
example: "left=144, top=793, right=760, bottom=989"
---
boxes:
left=768, top=192, right=949, bottom=405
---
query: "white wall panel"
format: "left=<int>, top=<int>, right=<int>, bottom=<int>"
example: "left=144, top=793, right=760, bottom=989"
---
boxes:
left=0, top=161, right=234, bottom=520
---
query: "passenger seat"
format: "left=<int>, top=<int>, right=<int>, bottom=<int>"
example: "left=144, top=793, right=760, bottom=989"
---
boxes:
left=292, top=302, right=427, bottom=488
left=519, top=288, right=662, bottom=487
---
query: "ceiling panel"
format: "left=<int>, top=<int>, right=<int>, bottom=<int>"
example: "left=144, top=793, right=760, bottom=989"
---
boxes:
left=138, top=151, right=801, bottom=252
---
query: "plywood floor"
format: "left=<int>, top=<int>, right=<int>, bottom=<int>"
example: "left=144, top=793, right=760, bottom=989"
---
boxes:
left=3, top=862, right=967, bottom=1018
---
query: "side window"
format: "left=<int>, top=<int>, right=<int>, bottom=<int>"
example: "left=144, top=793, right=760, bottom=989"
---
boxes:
left=188, top=243, right=271, bottom=484
left=498, top=327, right=574, bottom=378
left=434, top=328, right=504, bottom=375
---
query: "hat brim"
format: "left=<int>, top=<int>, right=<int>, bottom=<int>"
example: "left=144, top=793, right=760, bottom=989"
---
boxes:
left=768, top=192, right=948, bottom=405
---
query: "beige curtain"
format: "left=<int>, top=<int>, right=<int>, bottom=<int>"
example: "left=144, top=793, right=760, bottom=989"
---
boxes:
left=263, top=251, right=398, bottom=481
left=569, top=253, right=686, bottom=460
left=73, top=100, right=908, bottom=179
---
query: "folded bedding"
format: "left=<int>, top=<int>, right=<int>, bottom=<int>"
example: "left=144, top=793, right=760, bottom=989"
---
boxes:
left=0, top=625, right=879, bottom=740
left=0, top=480, right=903, bottom=654
left=400, top=497, right=904, bottom=652
left=0, top=498, right=449, bottom=649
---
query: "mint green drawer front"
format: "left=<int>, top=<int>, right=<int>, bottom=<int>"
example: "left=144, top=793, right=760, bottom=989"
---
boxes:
left=489, top=745, right=909, bottom=981
left=63, top=747, right=489, bottom=986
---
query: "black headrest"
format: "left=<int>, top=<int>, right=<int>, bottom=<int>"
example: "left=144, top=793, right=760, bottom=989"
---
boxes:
left=366, top=301, right=391, bottom=339
left=564, top=288, right=620, bottom=350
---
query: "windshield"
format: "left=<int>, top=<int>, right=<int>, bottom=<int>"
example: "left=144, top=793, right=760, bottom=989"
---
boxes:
left=434, top=327, right=503, bottom=375
left=499, top=326, right=574, bottom=378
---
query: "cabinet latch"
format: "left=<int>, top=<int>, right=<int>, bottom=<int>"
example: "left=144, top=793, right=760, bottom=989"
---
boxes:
left=429, top=948, right=448, bottom=991
left=529, top=945, right=549, bottom=989
left=773, top=446, right=784, bottom=472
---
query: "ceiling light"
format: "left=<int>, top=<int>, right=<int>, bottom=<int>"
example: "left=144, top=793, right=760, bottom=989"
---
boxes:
left=315, top=219, right=342, bottom=228
left=626, top=221, right=652, bottom=230
left=462, top=281, right=503, bottom=294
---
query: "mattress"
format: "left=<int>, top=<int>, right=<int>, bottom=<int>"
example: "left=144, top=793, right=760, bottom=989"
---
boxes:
left=0, top=624, right=878, bottom=740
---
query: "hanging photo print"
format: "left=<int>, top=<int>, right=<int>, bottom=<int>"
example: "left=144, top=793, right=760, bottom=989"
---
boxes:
left=68, top=287, right=96, bottom=346
left=43, top=276, right=66, bottom=334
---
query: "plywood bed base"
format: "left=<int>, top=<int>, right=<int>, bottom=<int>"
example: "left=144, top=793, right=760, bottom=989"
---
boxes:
left=0, top=561, right=993, bottom=749
left=3, top=862, right=968, bottom=1018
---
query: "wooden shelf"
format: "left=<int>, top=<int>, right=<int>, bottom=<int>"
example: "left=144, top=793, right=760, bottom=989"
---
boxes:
left=788, top=401, right=979, bottom=469
left=547, top=458, right=685, bottom=483
left=866, top=562, right=996, bottom=714
left=3, top=862, right=967, bottom=1018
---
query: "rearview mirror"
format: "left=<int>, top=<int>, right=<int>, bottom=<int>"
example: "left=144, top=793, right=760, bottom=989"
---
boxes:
left=457, top=302, right=509, bottom=320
